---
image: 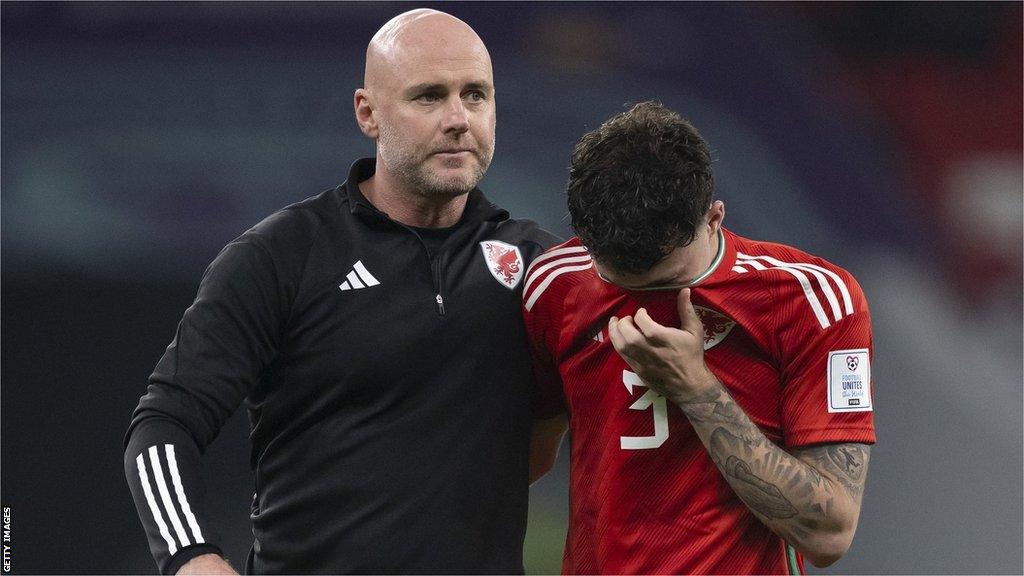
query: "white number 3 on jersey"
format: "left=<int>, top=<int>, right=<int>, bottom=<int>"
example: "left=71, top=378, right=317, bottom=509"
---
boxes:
left=620, top=370, right=669, bottom=450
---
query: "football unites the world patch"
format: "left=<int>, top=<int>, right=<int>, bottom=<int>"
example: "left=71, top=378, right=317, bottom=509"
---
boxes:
left=827, top=348, right=872, bottom=412
left=479, top=240, right=524, bottom=289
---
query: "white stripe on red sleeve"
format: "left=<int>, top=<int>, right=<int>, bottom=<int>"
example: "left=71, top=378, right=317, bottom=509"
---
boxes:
left=736, top=252, right=856, bottom=329
left=524, top=261, right=593, bottom=312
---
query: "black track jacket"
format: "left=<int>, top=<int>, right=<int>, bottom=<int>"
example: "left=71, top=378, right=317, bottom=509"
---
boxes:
left=124, top=159, right=558, bottom=574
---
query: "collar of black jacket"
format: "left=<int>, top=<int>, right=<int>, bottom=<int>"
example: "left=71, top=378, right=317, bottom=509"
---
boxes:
left=343, top=158, right=509, bottom=226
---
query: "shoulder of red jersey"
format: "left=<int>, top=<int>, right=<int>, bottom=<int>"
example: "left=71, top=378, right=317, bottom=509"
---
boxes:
left=725, top=232, right=868, bottom=331
left=521, top=237, right=594, bottom=312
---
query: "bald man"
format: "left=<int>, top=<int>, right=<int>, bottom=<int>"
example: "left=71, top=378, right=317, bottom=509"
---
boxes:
left=124, top=9, right=557, bottom=575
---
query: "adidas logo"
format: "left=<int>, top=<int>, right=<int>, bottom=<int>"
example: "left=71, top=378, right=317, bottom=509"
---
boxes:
left=338, top=260, right=381, bottom=291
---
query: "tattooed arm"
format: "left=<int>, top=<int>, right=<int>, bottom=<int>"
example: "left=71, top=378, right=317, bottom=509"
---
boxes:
left=608, top=289, right=870, bottom=567
left=680, top=384, right=870, bottom=566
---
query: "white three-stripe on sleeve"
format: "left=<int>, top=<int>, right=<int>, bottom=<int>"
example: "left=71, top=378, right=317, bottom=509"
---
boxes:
left=523, top=254, right=593, bottom=294
left=136, top=453, right=178, bottom=555
left=735, top=252, right=854, bottom=329
left=735, top=256, right=828, bottom=329
left=148, top=446, right=191, bottom=548
left=136, top=444, right=205, bottom=556
left=165, top=445, right=205, bottom=544
left=524, top=246, right=589, bottom=280
left=738, top=256, right=831, bottom=328
left=522, top=247, right=592, bottom=312
left=740, top=254, right=852, bottom=316
left=524, top=263, right=593, bottom=311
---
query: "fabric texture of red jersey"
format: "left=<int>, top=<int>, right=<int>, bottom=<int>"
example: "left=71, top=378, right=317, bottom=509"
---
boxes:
left=522, top=228, right=876, bottom=575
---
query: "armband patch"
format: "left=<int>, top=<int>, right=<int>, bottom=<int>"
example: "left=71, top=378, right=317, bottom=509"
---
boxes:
left=827, top=348, right=872, bottom=412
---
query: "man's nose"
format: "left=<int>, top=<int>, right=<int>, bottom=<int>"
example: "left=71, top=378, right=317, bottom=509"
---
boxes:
left=442, top=96, right=471, bottom=134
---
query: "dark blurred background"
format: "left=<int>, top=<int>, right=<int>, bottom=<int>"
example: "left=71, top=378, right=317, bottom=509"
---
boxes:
left=2, top=2, right=1021, bottom=574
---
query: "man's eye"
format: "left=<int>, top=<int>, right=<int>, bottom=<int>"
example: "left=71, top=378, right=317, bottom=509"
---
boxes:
left=416, top=93, right=441, bottom=103
left=465, top=91, right=485, bottom=102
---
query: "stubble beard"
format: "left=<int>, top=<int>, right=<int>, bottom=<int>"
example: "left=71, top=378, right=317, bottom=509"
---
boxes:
left=377, top=124, right=494, bottom=200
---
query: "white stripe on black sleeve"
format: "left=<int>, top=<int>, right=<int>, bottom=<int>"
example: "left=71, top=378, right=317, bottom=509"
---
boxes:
left=148, top=445, right=191, bottom=548
left=165, top=444, right=205, bottom=544
left=136, top=453, right=179, bottom=555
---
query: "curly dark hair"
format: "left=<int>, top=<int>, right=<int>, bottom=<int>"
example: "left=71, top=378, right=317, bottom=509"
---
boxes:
left=567, top=101, right=714, bottom=275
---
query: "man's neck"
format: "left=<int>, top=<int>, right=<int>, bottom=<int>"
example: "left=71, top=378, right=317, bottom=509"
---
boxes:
left=681, top=227, right=722, bottom=283
left=358, top=172, right=468, bottom=229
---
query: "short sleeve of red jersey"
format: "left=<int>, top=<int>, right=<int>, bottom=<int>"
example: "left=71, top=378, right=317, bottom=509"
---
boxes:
left=521, top=265, right=569, bottom=420
left=773, top=266, right=876, bottom=448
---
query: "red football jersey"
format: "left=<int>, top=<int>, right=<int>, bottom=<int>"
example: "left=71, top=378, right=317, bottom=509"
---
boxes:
left=522, top=228, right=875, bottom=575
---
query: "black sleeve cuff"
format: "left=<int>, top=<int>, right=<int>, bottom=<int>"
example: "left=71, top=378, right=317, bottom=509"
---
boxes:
left=163, top=544, right=225, bottom=575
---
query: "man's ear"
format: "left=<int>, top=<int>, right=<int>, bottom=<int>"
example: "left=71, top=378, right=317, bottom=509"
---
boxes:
left=354, top=88, right=379, bottom=138
left=706, top=200, right=725, bottom=234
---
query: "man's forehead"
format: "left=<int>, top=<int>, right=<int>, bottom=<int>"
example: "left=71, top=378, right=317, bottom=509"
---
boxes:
left=392, top=35, right=490, bottom=70
left=396, top=56, right=492, bottom=81
left=385, top=48, right=492, bottom=91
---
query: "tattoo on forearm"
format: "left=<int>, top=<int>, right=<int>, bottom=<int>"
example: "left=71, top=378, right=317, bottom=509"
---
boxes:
left=708, top=426, right=812, bottom=521
left=827, top=445, right=865, bottom=480
left=722, top=455, right=798, bottom=518
left=681, top=385, right=869, bottom=545
left=679, top=388, right=744, bottom=424
left=816, top=444, right=870, bottom=501
left=804, top=463, right=824, bottom=491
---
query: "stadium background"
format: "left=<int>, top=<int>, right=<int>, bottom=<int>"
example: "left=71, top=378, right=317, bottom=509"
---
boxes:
left=1, top=2, right=1021, bottom=574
